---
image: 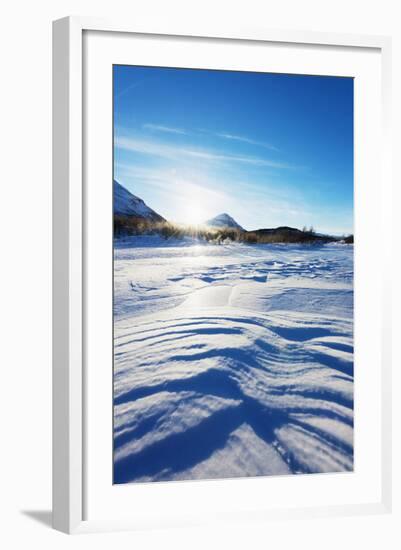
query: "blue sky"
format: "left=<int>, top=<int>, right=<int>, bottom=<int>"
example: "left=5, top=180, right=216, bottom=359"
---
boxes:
left=114, top=65, right=353, bottom=235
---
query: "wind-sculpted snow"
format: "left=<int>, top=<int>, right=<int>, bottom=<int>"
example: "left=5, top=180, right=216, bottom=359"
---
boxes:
left=114, top=237, right=353, bottom=483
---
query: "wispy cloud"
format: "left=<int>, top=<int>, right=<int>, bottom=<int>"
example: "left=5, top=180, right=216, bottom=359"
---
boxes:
left=140, top=124, right=278, bottom=153
left=115, top=79, right=147, bottom=100
left=216, top=132, right=279, bottom=152
left=115, top=162, right=310, bottom=229
left=115, top=135, right=290, bottom=169
left=143, top=123, right=187, bottom=135
left=115, top=163, right=230, bottom=224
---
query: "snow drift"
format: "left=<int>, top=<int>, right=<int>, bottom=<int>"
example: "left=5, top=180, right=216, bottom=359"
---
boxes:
left=113, top=239, right=353, bottom=483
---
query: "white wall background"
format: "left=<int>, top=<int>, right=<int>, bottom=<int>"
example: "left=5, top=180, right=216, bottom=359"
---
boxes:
left=0, top=1, right=399, bottom=548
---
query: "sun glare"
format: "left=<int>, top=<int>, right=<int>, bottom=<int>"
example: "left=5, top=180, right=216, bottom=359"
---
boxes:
left=180, top=202, right=209, bottom=226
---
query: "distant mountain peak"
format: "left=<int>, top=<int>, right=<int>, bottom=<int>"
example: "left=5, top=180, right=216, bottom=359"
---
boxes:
left=205, top=213, right=244, bottom=231
left=114, top=180, right=165, bottom=222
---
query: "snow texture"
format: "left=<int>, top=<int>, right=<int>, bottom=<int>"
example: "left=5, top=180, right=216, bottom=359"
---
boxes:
left=113, top=237, right=353, bottom=483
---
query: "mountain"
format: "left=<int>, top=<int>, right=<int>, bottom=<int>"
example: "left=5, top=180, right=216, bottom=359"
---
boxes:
left=255, top=226, right=303, bottom=236
left=251, top=226, right=337, bottom=243
left=114, top=180, right=165, bottom=222
left=205, top=213, right=244, bottom=231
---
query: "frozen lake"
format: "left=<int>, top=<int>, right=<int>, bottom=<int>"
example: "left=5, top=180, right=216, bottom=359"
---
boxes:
left=113, top=237, right=353, bottom=483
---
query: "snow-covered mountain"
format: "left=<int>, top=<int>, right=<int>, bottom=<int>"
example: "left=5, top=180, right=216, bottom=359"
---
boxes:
left=205, top=213, right=244, bottom=231
left=114, top=180, right=165, bottom=222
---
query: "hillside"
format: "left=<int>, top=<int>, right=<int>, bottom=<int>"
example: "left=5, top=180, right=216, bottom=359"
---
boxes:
left=114, top=180, right=165, bottom=222
left=205, top=213, right=245, bottom=231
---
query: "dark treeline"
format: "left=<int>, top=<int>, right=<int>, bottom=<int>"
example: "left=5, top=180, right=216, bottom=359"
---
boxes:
left=114, top=215, right=353, bottom=244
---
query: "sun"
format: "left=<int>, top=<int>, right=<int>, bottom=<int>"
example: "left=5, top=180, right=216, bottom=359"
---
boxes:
left=180, top=201, right=209, bottom=226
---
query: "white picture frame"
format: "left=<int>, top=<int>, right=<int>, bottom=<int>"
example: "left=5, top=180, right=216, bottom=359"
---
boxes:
left=52, top=16, right=392, bottom=534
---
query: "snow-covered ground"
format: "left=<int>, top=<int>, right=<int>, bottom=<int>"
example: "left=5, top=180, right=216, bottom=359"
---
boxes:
left=113, top=237, right=353, bottom=483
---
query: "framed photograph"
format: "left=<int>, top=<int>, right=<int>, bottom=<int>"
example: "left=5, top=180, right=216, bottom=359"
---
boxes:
left=53, top=17, right=392, bottom=534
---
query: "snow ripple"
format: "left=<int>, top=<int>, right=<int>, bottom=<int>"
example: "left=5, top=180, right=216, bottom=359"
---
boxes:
left=114, top=312, right=353, bottom=482
left=113, top=241, right=353, bottom=483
